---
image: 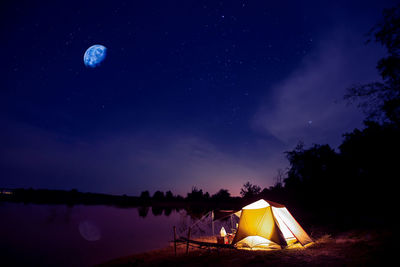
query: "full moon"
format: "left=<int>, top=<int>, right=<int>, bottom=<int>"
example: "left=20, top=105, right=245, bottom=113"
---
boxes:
left=83, top=44, right=107, bottom=68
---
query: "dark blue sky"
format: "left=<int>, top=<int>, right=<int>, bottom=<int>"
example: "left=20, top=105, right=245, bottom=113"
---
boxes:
left=1, top=0, right=396, bottom=196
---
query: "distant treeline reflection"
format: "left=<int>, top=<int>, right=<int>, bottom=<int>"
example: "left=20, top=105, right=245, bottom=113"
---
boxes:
left=138, top=206, right=176, bottom=218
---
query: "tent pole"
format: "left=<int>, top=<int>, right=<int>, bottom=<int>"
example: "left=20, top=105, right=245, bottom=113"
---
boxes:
left=173, top=226, right=177, bottom=256
left=186, top=227, right=191, bottom=255
left=211, top=210, right=214, bottom=236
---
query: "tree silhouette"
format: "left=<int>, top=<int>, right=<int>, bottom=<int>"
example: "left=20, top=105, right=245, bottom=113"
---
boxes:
left=139, top=190, right=150, bottom=200
left=137, top=206, right=149, bottom=218
left=165, top=190, right=174, bottom=201
left=284, top=143, right=340, bottom=210
left=211, top=189, right=231, bottom=202
left=345, top=4, right=400, bottom=125
left=274, top=169, right=285, bottom=189
left=152, top=190, right=165, bottom=201
left=186, top=186, right=205, bottom=201
left=240, top=182, right=261, bottom=199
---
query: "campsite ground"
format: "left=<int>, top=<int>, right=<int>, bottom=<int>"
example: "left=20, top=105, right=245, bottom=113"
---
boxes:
left=99, top=228, right=395, bottom=266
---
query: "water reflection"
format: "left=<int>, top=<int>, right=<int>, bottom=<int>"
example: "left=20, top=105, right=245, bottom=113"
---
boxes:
left=137, top=206, right=149, bottom=217
left=164, top=207, right=172, bottom=216
left=141, top=205, right=216, bottom=219
left=136, top=206, right=188, bottom=218
left=151, top=206, right=163, bottom=216
left=0, top=203, right=187, bottom=266
left=0, top=202, right=220, bottom=266
left=78, top=220, right=101, bottom=241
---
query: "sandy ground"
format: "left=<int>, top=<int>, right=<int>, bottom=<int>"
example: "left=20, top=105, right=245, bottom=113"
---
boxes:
left=99, top=229, right=395, bottom=266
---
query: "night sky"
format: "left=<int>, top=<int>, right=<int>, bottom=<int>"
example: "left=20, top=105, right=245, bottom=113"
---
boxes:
left=1, top=0, right=396, bottom=196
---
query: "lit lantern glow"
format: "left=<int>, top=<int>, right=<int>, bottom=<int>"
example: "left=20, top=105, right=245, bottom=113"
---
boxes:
left=220, top=226, right=226, bottom=237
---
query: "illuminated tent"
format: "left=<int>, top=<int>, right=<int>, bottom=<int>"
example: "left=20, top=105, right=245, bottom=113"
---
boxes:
left=232, top=199, right=312, bottom=249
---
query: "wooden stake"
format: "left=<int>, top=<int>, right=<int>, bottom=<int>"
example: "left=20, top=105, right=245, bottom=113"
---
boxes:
left=211, top=210, right=215, bottom=236
left=186, top=227, right=191, bottom=255
left=173, top=226, right=177, bottom=256
left=230, top=214, right=234, bottom=233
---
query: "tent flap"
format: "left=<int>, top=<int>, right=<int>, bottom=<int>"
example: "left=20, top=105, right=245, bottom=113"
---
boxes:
left=272, top=207, right=313, bottom=246
left=232, top=199, right=312, bottom=249
left=232, top=206, right=287, bottom=248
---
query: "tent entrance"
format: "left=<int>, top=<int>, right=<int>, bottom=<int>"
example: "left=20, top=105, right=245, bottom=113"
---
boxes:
left=235, top=236, right=282, bottom=250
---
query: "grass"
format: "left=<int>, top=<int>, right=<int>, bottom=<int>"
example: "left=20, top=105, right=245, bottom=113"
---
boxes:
left=98, top=228, right=395, bottom=266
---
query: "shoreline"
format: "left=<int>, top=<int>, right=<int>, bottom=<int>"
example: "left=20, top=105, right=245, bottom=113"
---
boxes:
left=98, top=229, right=395, bottom=266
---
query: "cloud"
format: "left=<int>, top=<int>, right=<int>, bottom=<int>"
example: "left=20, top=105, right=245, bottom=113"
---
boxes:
left=0, top=121, right=277, bottom=196
left=252, top=29, right=384, bottom=148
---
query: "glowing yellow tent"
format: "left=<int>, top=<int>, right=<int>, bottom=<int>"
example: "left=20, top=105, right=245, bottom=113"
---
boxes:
left=232, top=199, right=312, bottom=249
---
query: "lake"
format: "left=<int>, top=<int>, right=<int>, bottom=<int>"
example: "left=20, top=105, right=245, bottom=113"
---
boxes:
left=0, top=203, right=195, bottom=266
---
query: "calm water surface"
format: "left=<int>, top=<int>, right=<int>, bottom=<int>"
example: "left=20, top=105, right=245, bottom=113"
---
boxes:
left=0, top=203, right=188, bottom=266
